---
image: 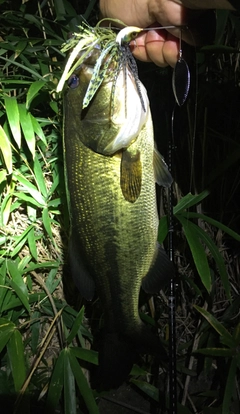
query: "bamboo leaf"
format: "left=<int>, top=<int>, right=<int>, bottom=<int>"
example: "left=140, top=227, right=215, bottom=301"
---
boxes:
left=18, top=103, right=36, bottom=157
left=187, top=221, right=231, bottom=300
left=33, top=156, right=47, bottom=198
left=130, top=379, right=159, bottom=402
left=64, top=350, right=77, bottom=414
left=28, top=227, right=38, bottom=261
left=195, top=347, right=235, bottom=357
left=66, top=306, right=85, bottom=345
left=182, top=212, right=240, bottom=242
left=7, top=329, right=26, bottom=392
left=194, top=305, right=236, bottom=348
left=46, top=350, right=64, bottom=414
left=4, top=96, right=21, bottom=147
left=173, top=191, right=209, bottom=214
left=30, top=115, right=47, bottom=145
left=68, top=349, right=99, bottom=414
left=0, top=125, right=12, bottom=174
left=13, top=171, right=46, bottom=206
left=177, top=216, right=211, bottom=292
left=42, top=207, right=53, bottom=237
left=0, top=318, right=15, bottom=353
left=26, top=80, right=46, bottom=109
left=70, top=347, right=98, bottom=365
left=222, top=356, right=238, bottom=414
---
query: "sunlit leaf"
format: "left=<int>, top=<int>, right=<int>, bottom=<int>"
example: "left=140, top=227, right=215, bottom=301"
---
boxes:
left=0, top=125, right=12, bottom=174
left=4, top=96, right=21, bottom=147
left=18, top=103, right=36, bottom=157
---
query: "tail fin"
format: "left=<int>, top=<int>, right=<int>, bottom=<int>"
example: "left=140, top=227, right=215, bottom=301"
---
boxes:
left=91, top=325, right=167, bottom=391
left=91, top=332, right=137, bottom=391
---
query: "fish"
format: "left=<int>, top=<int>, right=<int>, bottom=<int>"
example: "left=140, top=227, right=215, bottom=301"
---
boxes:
left=60, top=24, right=175, bottom=390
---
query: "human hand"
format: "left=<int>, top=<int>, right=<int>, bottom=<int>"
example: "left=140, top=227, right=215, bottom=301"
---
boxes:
left=99, top=0, right=235, bottom=67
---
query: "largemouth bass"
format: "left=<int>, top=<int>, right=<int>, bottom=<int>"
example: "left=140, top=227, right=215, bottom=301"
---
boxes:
left=60, top=24, right=174, bottom=389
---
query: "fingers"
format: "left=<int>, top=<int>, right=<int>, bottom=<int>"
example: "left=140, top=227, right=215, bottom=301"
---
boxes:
left=130, top=29, right=179, bottom=67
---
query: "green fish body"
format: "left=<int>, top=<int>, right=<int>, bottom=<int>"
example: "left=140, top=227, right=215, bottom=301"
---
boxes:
left=63, top=46, right=174, bottom=389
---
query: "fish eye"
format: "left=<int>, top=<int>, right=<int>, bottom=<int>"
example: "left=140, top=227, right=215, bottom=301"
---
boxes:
left=68, top=74, right=79, bottom=89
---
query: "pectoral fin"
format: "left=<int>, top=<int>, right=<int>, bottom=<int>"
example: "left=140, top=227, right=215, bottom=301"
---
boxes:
left=68, top=232, right=95, bottom=301
left=141, top=244, right=175, bottom=294
left=154, top=147, right=173, bottom=187
left=120, top=149, right=142, bottom=203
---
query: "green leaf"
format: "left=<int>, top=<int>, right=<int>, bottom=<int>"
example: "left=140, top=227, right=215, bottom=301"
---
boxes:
left=233, top=322, right=240, bottom=344
left=30, top=115, right=47, bottom=145
left=195, top=347, right=236, bottom=357
left=46, top=351, right=64, bottom=414
left=194, top=305, right=236, bottom=348
left=184, top=219, right=231, bottom=300
left=130, top=379, right=159, bottom=402
left=18, top=103, right=36, bottom=157
left=0, top=318, right=15, bottom=353
left=222, top=356, right=238, bottom=414
left=6, top=260, right=30, bottom=313
left=13, top=171, right=46, bottom=206
left=182, top=212, right=240, bottom=242
left=42, top=207, right=53, bottom=237
left=0, top=125, right=12, bottom=174
left=70, top=347, right=98, bottom=366
left=177, top=216, right=211, bottom=292
left=64, top=350, right=77, bottom=414
left=7, top=329, right=26, bottom=392
left=68, top=349, right=99, bottom=414
left=66, top=306, right=85, bottom=345
left=0, top=191, right=13, bottom=226
left=173, top=191, right=209, bottom=214
left=28, top=227, right=38, bottom=261
left=26, top=80, right=46, bottom=110
left=33, top=156, right=47, bottom=198
left=4, top=96, right=21, bottom=147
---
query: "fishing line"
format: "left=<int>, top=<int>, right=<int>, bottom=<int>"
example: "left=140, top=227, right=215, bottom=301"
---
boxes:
left=167, top=27, right=191, bottom=414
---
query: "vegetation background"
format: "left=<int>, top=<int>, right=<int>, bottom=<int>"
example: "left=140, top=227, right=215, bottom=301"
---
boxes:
left=0, top=0, right=239, bottom=413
